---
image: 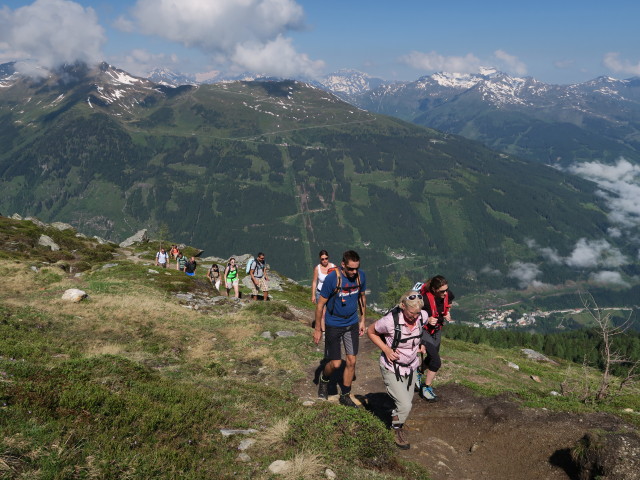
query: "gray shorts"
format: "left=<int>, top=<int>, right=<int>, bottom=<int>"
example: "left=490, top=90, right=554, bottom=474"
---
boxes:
left=324, top=323, right=359, bottom=360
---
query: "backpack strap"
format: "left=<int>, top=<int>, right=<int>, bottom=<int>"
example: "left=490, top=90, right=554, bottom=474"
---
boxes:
left=391, top=307, right=402, bottom=350
left=327, top=270, right=364, bottom=319
left=387, top=307, right=425, bottom=390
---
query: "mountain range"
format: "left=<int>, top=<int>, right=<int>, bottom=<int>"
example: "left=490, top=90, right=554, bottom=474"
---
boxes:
left=0, top=62, right=637, bottom=299
left=145, top=65, right=640, bottom=167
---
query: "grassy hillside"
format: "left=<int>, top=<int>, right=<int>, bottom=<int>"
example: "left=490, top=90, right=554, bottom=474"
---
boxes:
left=1, top=216, right=638, bottom=479
left=1, top=68, right=634, bottom=301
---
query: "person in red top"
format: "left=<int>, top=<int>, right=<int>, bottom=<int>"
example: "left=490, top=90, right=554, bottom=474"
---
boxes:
left=418, top=275, right=455, bottom=401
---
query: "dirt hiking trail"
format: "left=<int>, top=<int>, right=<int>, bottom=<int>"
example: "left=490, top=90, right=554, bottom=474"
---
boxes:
left=292, top=317, right=633, bottom=480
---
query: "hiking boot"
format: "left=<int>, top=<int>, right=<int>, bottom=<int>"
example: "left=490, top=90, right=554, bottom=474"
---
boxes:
left=318, top=379, right=329, bottom=399
left=421, top=385, right=437, bottom=401
left=393, top=426, right=410, bottom=450
left=339, top=393, right=358, bottom=408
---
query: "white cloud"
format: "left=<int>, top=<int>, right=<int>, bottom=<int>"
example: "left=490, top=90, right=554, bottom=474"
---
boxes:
left=399, top=49, right=527, bottom=77
left=507, top=261, right=547, bottom=289
left=589, top=270, right=629, bottom=287
left=553, top=59, right=575, bottom=69
left=0, top=0, right=105, bottom=75
left=493, top=50, right=527, bottom=75
left=230, top=35, right=323, bottom=78
left=480, top=265, right=502, bottom=276
left=113, top=15, right=135, bottom=33
left=565, top=238, right=627, bottom=268
left=112, top=49, right=179, bottom=77
left=399, top=50, right=482, bottom=74
left=567, top=158, right=640, bottom=228
left=603, top=52, right=640, bottom=76
left=128, top=0, right=322, bottom=78
left=526, top=239, right=563, bottom=264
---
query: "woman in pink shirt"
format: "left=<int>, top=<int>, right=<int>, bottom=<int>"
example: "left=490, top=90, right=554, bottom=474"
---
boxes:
left=367, top=291, right=427, bottom=450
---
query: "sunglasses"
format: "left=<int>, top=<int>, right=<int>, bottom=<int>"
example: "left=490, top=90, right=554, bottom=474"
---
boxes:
left=320, top=257, right=329, bottom=260
left=437, top=288, right=448, bottom=293
left=407, top=293, right=423, bottom=300
left=344, top=266, right=359, bottom=272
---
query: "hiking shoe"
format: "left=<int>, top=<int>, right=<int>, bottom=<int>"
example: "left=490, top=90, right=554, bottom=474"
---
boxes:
left=339, top=393, right=358, bottom=408
left=393, top=426, right=410, bottom=450
left=318, top=379, right=329, bottom=400
left=421, top=385, right=437, bottom=401
left=415, top=371, right=424, bottom=392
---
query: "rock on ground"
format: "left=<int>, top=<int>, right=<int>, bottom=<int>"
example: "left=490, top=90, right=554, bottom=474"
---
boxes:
left=38, top=235, right=60, bottom=251
left=61, top=289, right=88, bottom=302
left=119, top=229, right=148, bottom=247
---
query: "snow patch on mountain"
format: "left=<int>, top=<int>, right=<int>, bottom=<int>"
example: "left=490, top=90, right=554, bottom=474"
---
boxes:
left=319, top=69, right=385, bottom=97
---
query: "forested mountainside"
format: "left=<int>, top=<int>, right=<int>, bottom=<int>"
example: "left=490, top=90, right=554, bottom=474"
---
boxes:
left=0, top=63, right=635, bottom=298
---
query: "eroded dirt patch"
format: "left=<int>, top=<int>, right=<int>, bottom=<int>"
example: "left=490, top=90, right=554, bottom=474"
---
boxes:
left=294, top=327, right=636, bottom=480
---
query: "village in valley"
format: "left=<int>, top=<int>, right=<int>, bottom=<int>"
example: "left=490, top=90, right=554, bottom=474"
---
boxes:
left=470, top=306, right=636, bottom=330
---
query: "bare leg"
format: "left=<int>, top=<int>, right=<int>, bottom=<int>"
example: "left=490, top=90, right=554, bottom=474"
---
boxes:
left=425, top=369, right=437, bottom=386
left=342, top=354, right=357, bottom=388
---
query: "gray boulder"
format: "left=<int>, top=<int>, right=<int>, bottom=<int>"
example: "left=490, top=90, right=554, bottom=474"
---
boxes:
left=38, top=234, right=60, bottom=251
left=50, top=222, right=74, bottom=231
left=25, top=216, right=46, bottom=228
left=61, top=289, right=88, bottom=302
left=119, top=229, right=148, bottom=247
left=521, top=348, right=559, bottom=365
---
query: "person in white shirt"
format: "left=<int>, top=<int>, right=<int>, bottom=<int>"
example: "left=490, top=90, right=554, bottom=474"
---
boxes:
left=155, top=247, right=169, bottom=268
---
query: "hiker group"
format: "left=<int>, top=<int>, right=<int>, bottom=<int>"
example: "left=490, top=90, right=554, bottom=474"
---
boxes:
left=158, top=243, right=454, bottom=448
left=155, top=245, right=270, bottom=301
left=311, top=249, right=454, bottom=450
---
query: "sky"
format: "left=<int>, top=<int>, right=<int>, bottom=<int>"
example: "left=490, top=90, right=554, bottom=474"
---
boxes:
left=1, top=0, right=640, bottom=84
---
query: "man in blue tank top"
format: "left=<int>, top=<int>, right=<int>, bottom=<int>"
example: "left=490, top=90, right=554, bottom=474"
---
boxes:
left=313, top=250, right=366, bottom=407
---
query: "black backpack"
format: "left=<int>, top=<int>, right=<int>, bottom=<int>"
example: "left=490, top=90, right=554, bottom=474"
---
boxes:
left=387, top=306, right=424, bottom=390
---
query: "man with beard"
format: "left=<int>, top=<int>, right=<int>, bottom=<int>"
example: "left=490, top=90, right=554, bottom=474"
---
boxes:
left=313, top=250, right=366, bottom=407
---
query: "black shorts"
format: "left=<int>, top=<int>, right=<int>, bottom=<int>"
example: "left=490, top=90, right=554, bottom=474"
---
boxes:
left=325, top=323, right=359, bottom=360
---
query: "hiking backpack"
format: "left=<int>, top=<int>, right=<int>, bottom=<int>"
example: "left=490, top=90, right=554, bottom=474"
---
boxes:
left=326, top=269, right=364, bottom=318
left=387, top=306, right=425, bottom=389
left=245, top=256, right=255, bottom=274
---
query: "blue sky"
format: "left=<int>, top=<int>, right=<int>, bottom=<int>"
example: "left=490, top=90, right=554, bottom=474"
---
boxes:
left=1, top=0, right=640, bottom=83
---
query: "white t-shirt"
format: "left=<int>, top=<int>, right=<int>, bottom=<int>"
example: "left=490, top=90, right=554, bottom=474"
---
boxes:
left=156, top=251, right=169, bottom=264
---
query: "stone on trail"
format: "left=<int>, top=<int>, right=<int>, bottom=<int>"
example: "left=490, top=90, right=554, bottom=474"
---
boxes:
left=62, top=289, right=88, bottom=302
left=237, top=438, right=255, bottom=451
left=268, top=460, right=291, bottom=475
left=219, top=428, right=258, bottom=437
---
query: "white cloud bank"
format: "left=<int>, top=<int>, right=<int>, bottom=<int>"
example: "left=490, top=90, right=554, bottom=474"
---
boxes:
left=589, top=270, right=629, bottom=287
left=527, top=238, right=628, bottom=269
left=567, top=158, right=640, bottom=229
left=0, top=0, right=105, bottom=76
left=128, top=0, right=324, bottom=78
left=507, top=261, right=547, bottom=289
left=399, top=49, right=527, bottom=76
left=603, top=52, right=640, bottom=76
